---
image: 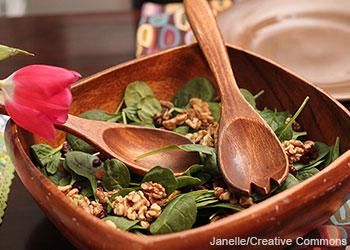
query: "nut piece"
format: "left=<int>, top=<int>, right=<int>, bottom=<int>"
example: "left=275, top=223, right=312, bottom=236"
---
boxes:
left=162, top=113, right=188, bottom=129
left=141, top=181, right=167, bottom=203
left=214, top=187, right=231, bottom=201
left=282, top=139, right=316, bottom=164
left=111, top=190, right=162, bottom=223
left=239, top=196, right=254, bottom=208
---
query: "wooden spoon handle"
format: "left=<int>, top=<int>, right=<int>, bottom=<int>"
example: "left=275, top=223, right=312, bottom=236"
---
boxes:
left=184, top=0, right=250, bottom=116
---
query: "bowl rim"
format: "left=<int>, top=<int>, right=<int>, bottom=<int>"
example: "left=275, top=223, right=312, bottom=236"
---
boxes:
left=7, top=43, right=350, bottom=246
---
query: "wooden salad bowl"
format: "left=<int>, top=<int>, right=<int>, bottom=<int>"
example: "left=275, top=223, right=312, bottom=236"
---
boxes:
left=5, top=44, right=350, bottom=250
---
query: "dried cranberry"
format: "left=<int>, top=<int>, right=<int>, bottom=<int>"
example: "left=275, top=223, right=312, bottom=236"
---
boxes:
left=289, top=166, right=297, bottom=176
left=72, top=183, right=82, bottom=192
left=95, top=209, right=107, bottom=219
left=299, top=147, right=319, bottom=165
left=92, top=158, right=102, bottom=168
left=60, top=142, right=71, bottom=154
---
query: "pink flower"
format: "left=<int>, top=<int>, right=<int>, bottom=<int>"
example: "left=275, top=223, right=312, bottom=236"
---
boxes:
left=1, top=65, right=81, bottom=140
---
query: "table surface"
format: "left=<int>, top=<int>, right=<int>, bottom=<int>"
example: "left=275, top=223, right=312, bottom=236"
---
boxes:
left=0, top=11, right=138, bottom=250
left=1, top=10, right=350, bottom=250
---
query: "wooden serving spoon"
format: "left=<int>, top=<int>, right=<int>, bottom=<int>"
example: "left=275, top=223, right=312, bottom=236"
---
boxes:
left=0, top=96, right=198, bottom=175
left=184, top=0, right=288, bottom=194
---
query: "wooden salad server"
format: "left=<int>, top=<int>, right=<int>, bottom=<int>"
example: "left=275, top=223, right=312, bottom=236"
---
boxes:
left=0, top=96, right=198, bottom=176
left=184, top=0, right=289, bottom=194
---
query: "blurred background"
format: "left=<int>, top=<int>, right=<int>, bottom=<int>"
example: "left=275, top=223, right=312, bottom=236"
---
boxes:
left=0, top=0, right=183, bottom=16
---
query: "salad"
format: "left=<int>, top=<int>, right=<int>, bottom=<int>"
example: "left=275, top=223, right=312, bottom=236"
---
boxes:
left=30, top=77, right=340, bottom=235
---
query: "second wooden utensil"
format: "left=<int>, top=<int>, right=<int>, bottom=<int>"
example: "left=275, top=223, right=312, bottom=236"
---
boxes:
left=184, top=0, right=288, bottom=194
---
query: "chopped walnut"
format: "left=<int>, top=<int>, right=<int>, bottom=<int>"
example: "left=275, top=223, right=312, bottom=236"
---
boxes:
left=239, top=196, right=254, bottom=208
left=185, top=117, right=202, bottom=130
left=160, top=100, right=174, bottom=109
left=189, top=98, right=214, bottom=126
left=111, top=190, right=162, bottom=223
left=162, top=113, right=188, bottom=129
left=214, top=187, right=231, bottom=201
left=95, top=187, right=119, bottom=204
left=141, top=181, right=167, bottom=203
left=282, top=139, right=316, bottom=164
left=185, top=130, right=207, bottom=143
left=157, top=190, right=181, bottom=206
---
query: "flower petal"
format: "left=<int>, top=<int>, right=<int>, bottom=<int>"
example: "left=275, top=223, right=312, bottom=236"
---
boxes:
left=13, top=88, right=72, bottom=124
left=12, top=64, right=80, bottom=98
left=5, top=100, right=55, bottom=140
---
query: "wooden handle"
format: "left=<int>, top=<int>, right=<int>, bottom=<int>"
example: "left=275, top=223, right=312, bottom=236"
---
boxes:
left=184, top=0, right=250, bottom=116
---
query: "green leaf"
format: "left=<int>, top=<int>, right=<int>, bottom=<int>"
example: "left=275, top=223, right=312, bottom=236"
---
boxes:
left=293, top=142, right=330, bottom=171
left=150, top=194, right=197, bottom=234
left=208, top=102, right=221, bottom=122
left=124, top=81, right=154, bottom=108
left=136, top=144, right=218, bottom=180
left=176, top=176, right=202, bottom=189
left=135, top=144, right=214, bottom=161
left=324, top=137, right=340, bottom=167
left=296, top=167, right=319, bottom=181
left=173, top=126, right=190, bottom=135
left=240, top=88, right=256, bottom=108
left=278, top=174, right=300, bottom=191
left=102, top=159, right=130, bottom=191
left=31, top=144, right=62, bottom=174
left=137, top=96, right=161, bottom=122
left=64, top=151, right=99, bottom=199
left=47, top=169, right=71, bottom=186
left=0, top=44, right=34, bottom=61
left=201, top=202, right=244, bottom=212
left=184, top=164, right=204, bottom=176
left=142, top=166, right=177, bottom=195
left=278, top=97, right=309, bottom=141
left=117, top=187, right=139, bottom=197
left=103, top=216, right=139, bottom=231
left=259, top=109, right=290, bottom=132
left=173, top=77, right=215, bottom=107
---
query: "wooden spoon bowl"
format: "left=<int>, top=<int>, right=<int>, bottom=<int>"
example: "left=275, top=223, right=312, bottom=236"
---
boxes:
left=5, top=44, right=350, bottom=250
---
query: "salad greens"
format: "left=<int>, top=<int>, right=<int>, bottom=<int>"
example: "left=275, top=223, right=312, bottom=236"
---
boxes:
left=30, top=77, right=340, bottom=235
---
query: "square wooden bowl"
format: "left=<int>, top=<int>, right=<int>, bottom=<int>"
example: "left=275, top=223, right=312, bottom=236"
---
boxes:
left=5, top=44, right=350, bottom=249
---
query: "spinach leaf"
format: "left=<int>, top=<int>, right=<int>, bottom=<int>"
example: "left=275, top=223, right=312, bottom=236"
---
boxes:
left=208, top=102, right=221, bottom=122
left=137, top=96, right=162, bottom=123
left=103, top=216, right=139, bottom=231
left=200, top=202, right=244, bottom=212
left=150, top=194, right=197, bottom=234
left=124, top=81, right=154, bottom=108
left=102, top=159, right=130, bottom=191
left=173, top=126, right=190, bottom=135
left=142, top=166, right=177, bottom=195
left=278, top=174, right=300, bottom=191
left=324, top=137, right=340, bottom=167
left=77, top=109, right=121, bottom=122
left=136, top=144, right=218, bottom=180
left=64, top=151, right=99, bottom=199
left=296, top=167, right=319, bottom=181
left=184, top=164, right=204, bottom=176
left=259, top=109, right=290, bottom=132
left=277, top=97, right=309, bottom=141
left=48, top=169, right=71, bottom=186
left=293, top=142, right=330, bottom=171
left=173, top=77, right=215, bottom=107
left=176, top=176, right=202, bottom=189
left=240, top=88, right=256, bottom=108
left=31, top=144, right=62, bottom=175
left=117, top=187, right=139, bottom=197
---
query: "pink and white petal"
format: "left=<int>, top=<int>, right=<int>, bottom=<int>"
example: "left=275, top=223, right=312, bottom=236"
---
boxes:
left=13, top=65, right=80, bottom=97
left=5, top=100, right=56, bottom=140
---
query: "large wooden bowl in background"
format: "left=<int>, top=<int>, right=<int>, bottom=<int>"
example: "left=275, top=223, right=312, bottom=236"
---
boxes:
left=4, top=44, right=350, bottom=249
